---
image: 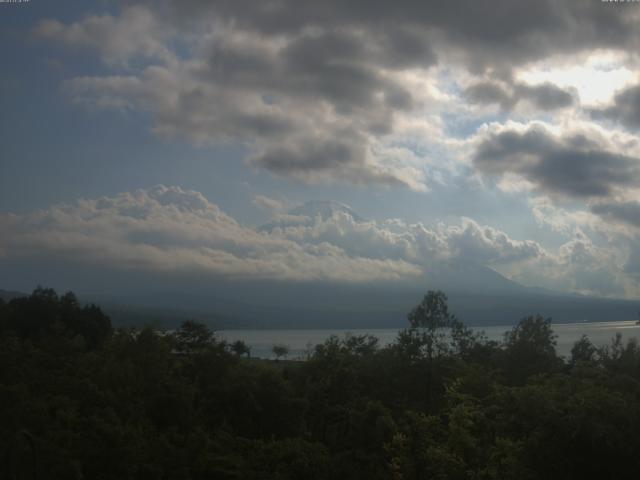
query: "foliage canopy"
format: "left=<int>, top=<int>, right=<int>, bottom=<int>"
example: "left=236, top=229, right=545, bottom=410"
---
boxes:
left=2, top=288, right=640, bottom=479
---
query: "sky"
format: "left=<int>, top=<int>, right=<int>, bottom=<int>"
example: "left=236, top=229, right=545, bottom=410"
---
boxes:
left=2, top=0, right=640, bottom=300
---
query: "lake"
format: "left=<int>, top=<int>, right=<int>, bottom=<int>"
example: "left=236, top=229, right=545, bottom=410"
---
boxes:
left=219, top=321, right=640, bottom=360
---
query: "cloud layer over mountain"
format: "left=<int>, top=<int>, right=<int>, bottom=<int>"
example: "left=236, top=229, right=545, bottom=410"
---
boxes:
left=0, top=186, right=630, bottom=297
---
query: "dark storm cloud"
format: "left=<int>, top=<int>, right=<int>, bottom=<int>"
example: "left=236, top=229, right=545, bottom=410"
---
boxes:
left=592, top=84, right=640, bottom=130
left=254, top=138, right=365, bottom=176
left=474, top=126, right=640, bottom=197
left=199, top=28, right=418, bottom=116
left=38, top=0, right=640, bottom=189
left=251, top=132, right=412, bottom=187
left=591, top=201, right=640, bottom=229
left=465, top=81, right=574, bottom=111
left=515, top=83, right=575, bottom=111
left=465, top=82, right=514, bottom=109
left=165, top=0, right=638, bottom=71
left=280, top=33, right=413, bottom=114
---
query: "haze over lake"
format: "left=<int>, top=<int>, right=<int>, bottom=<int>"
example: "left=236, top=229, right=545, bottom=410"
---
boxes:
left=221, top=321, right=640, bottom=360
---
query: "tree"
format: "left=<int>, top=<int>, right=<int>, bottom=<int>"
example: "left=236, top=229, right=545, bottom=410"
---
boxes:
left=570, top=335, right=598, bottom=366
left=231, top=339, right=251, bottom=358
left=304, top=341, right=315, bottom=361
left=8, top=285, right=640, bottom=479
left=503, top=315, right=561, bottom=382
left=401, top=291, right=462, bottom=410
left=174, top=320, right=215, bottom=353
left=1, top=287, right=111, bottom=348
left=272, top=344, right=290, bottom=361
left=408, top=290, right=451, bottom=330
left=406, top=290, right=456, bottom=360
left=343, top=333, right=379, bottom=356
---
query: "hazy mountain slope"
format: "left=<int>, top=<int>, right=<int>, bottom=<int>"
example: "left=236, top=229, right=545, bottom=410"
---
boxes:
left=0, top=289, right=27, bottom=301
left=4, top=202, right=638, bottom=329
left=78, top=281, right=640, bottom=330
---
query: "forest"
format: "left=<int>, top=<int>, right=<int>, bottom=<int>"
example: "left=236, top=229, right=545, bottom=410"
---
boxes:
left=3, top=287, right=640, bottom=479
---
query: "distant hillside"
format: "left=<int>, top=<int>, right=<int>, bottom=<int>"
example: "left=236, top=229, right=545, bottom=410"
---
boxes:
left=5, top=283, right=639, bottom=329
left=0, top=289, right=27, bottom=301
left=85, top=281, right=640, bottom=330
left=77, top=294, right=241, bottom=330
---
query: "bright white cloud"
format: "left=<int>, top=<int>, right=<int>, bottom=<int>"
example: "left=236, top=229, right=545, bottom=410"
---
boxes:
left=516, top=51, right=636, bottom=107
left=0, top=186, right=422, bottom=284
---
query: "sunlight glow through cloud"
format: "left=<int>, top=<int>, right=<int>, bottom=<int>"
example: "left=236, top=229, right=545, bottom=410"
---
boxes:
left=517, top=51, right=635, bottom=106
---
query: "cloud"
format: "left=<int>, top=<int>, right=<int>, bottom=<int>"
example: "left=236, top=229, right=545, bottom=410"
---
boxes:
left=472, top=123, right=640, bottom=198
left=38, top=9, right=432, bottom=190
left=248, top=133, right=426, bottom=190
left=497, top=230, right=628, bottom=297
left=0, top=188, right=548, bottom=285
left=465, top=81, right=574, bottom=111
left=1, top=187, right=635, bottom=297
left=162, top=0, right=639, bottom=72
left=262, top=203, right=546, bottom=267
left=624, top=243, right=640, bottom=281
left=555, top=234, right=626, bottom=296
left=516, top=83, right=575, bottom=111
left=591, top=84, right=640, bottom=130
left=445, top=218, right=545, bottom=265
left=18, top=1, right=640, bottom=300
left=252, top=194, right=285, bottom=212
left=0, top=186, right=421, bottom=284
left=529, top=196, right=599, bottom=236
left=34, top=1, right=640, bottom=190
left=465, top=82, right=513, bottom=110
left=33, top=6, right=173, bottom=66
left=591, top=201, right=640, bottom=229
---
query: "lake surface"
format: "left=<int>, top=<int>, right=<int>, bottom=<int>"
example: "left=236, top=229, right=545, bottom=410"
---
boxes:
left=220, top=321, right=640, bottom=360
